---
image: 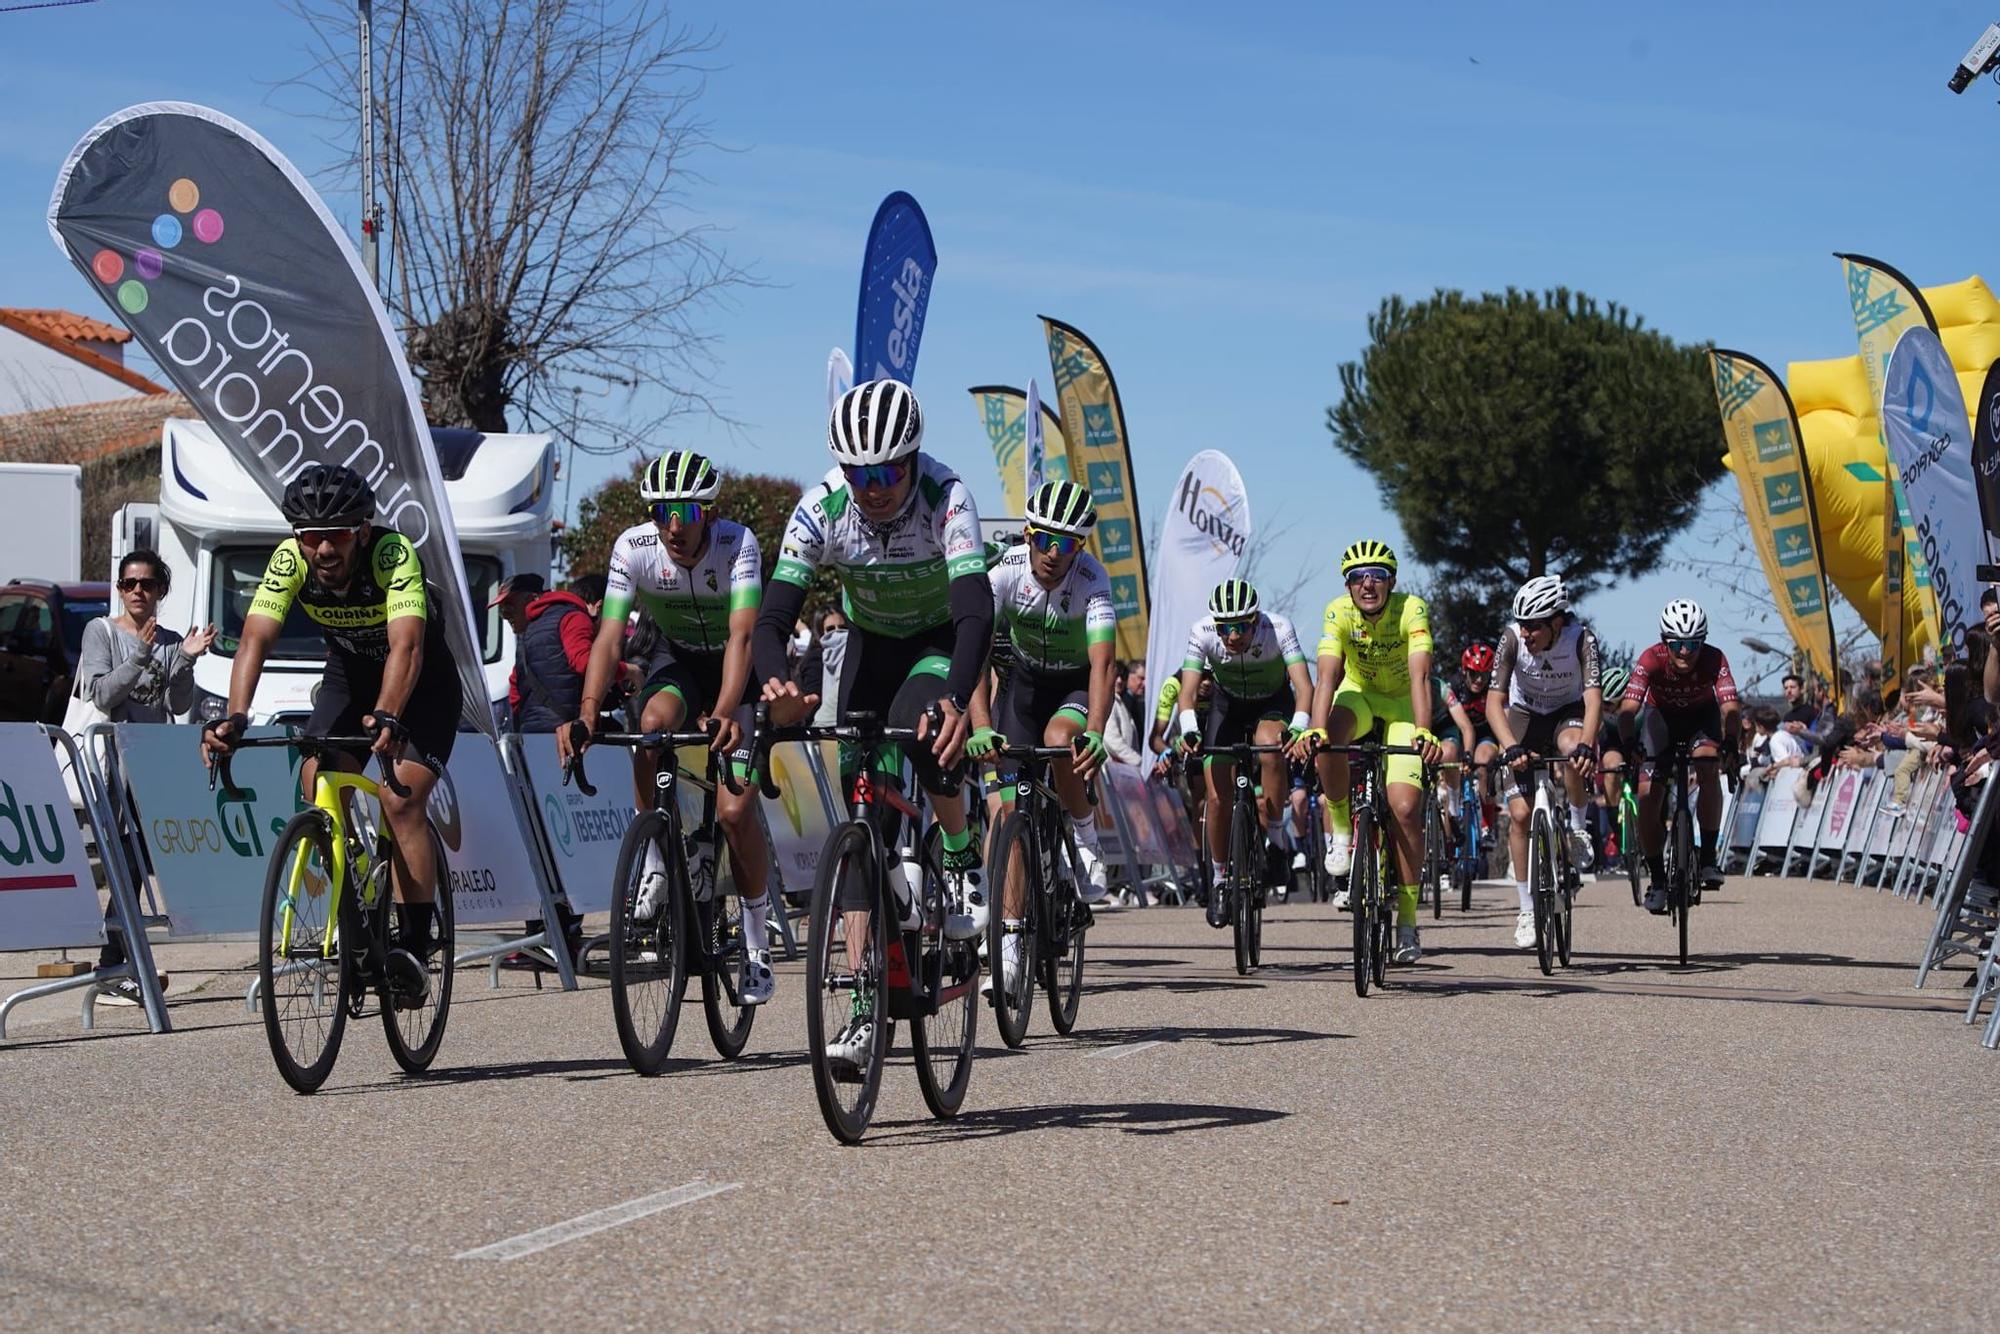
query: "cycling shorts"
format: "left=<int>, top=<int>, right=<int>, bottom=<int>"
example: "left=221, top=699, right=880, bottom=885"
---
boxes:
left=1203, top=684, right=1292, bottom=755
left=1502, top=699, right=1588, bottom=801
left=1329, top=679, right=1422, bottom=789
left=834, top=621, right=966, bottom=799
left=987, top=667, right=1089, bottom=801
left=1638, top=701, right=1723, bottom=771
left=634, top=644, right=754, bottom=775
left=309, top=650, right=461, bottom=775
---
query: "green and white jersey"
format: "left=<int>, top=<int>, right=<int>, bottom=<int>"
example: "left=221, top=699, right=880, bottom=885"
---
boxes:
left=990, top=543, right=1117, bottom=675
left=1182, top=611, right=1306, bottom=701
left=603, top=518, right=761, bottom=654
left=773, top=455, right=986, bottom=637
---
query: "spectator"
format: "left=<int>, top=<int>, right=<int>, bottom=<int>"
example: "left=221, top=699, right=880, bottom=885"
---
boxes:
left=493, top=573, right=593, bottom=733
left=1752, top=704, right=1806, bottom=776
left=794, top=607, right=845, bottom=700
left=808, top=608, right=850, bottom=727
left=568, top=572, right=608, bottom=618
left=1123, top=662, right=1147, bottom=741
left=1779, top=672, right=1820, bottom=735
left=80, top=549, right=216, bottom=1004
left=1105, top=660, right=1143, bottom=766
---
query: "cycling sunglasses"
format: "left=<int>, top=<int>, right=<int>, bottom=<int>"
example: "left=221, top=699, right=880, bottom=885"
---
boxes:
left=649, top=500, right=706, bottom=526
left=842, top=460, right=911, bottom=491
left=1517, top=615, right=1557, bottom=632
left=1665, top=637, right=1705, bottom=654
left=1217, top=617, right=1257, bottom=637
left=116, top=576, right=164, bottom=594
left=1345, top=565, right=1393, bottom=585
left=1025, top=525, right=1081, bottom=558
left=294, top=525, right=363, bottom=547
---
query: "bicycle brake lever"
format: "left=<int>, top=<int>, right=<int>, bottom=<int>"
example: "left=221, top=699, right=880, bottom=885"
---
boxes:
left=376, top=753, right=412, bottom=800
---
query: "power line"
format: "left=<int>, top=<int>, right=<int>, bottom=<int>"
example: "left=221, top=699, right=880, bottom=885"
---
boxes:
left=0, top=0, right=101, bottom=11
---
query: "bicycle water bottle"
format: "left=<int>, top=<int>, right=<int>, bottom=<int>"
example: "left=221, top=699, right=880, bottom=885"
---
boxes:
left=885, top=845, right=924, bottom=931
left=685, top=828, right=717, bottom=903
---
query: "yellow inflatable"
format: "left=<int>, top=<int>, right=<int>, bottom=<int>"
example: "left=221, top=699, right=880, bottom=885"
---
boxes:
left=1726, top=274, right=2000, bottom=660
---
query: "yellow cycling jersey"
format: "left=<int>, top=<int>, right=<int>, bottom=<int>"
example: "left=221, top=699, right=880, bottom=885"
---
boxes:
left=1317, top=591, right=1433, bottom=695
left=249, top=531, right=432, bottom=664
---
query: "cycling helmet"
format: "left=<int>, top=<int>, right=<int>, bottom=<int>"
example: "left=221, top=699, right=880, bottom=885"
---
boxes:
left=827, top=379, right=923, bottom=465
left=1024, top=480, right=1096, bottom=537
left=640, top=449, right=721, bottom=503
left=1511, top=574, right=1569, bottom=622
left=1601, top=662, right=1631, bottom=701
left=1209, top=579, right=1259, bottom=619
left=1460, top=640, right=1496, bottom=674
left=1660, top=598, right=1708, bottom=641
left=281, top=464, right=374, bottom=527
left=1340, top=538, right=1398, bottom=575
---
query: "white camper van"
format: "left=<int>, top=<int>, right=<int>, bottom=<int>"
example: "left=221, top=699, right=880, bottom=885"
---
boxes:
left=111, top=418, right=555, bottom=725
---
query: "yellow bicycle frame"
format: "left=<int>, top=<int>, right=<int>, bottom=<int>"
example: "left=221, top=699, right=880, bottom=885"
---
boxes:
left=278, top=769, right=384, bottom=961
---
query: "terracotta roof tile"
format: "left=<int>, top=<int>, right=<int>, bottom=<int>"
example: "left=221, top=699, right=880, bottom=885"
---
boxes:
left=0, top=308, right=165, bottom=395
left=0, top=393, right=191, bottom=466
left=0, top=308, right=132, bottom=345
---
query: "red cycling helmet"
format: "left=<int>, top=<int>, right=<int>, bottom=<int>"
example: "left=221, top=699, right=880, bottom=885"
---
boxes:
left=1461, top=640, right=1495, bottom=674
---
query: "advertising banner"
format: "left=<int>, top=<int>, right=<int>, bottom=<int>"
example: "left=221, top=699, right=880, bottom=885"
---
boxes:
left=1043, top=316, right=1150, bottom=660
left=48, top=103, right=490, bottom=732
left=826, top=347, right=853, bottom=412
left=853, top=191, right=936, bottom=385
left=0, top=726, right=103, bottom=950
left=969, top=384, right=1072, bottom=518
left=1882, top=327, right=1991, bottom=650
left=520, top=735, right=641, bottom=916
left=1709, top=350, right=1841, bottom=702
left=1025, top=378, right=1046, bottom=497
left=1142, top=450, right=1251, bottom=730
left=1970, top=359, right=2000, bottom=547
left=761, top=740, right=840, bottom=889
left=1102, top=762, right=1169, bottom=866
left=1823, top=768, right=1863, bottom=844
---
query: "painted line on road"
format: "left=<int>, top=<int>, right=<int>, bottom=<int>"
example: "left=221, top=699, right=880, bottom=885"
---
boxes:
left=455, top=1181, right=741, bottom=1261
left=1092, top=1039, right=1167, bottom=1061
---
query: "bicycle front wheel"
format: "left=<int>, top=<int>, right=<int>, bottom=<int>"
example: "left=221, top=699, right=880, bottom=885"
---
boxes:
left=700, top=891, right=755, bottom=1059
left=1672, top=805, right=1694, bottom=967
left=806, top=822, right=888, bottom=1144
left=1351, top=806, right=1376, bottom=998
left=1043, top=813, right=1089, bottom=1035
left=1622, top=796, right=1642, bottom=906
left=1229, top=802, right=1257, bottom=976
left=382, top=826, right=455, bottom=1073
left=609, top=811, right=687, bottom=1075
left=1426, top=798, right=1446, bottom=920
left=259, top=811, right=350, bottom=1094
left=985, top=811, right=1037, bottom=1049
left=912, top=825, right=976, bottom=1120
left=1530, top=809, right=1556, bottom=976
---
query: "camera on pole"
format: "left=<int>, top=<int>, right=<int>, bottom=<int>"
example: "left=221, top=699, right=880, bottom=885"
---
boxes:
left=1947, top=21, right=2000, bottom=93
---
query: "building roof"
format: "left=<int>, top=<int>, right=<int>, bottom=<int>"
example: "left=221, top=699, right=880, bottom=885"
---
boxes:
left=0, top=393, right=190, bottom=466
left=0, top=308, right=165, bottom=396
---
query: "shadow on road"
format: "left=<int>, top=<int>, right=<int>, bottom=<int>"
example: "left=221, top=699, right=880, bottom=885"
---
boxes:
left=1066, top=1023, right=1346, bottom=1049
left=873, top=1098, right=1289, bottom=1142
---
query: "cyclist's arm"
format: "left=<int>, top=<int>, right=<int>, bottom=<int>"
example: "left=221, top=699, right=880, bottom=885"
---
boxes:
left=943, top=570, right=995, bottom=707
left=1446, top=695, right=1476, bottom=753
left=1286, top=657, right=1314, bottom=723
left=373, top=614, right=425, bottom=719
left=1175, top=666, right=1204, bottom=741
left=1310, top=654, right=1345, bottom=730
left=968, top=669, right=995, bottom=732
left=1407, top=648, right=1434, bottom=735
left=1086, top=636, right=1116, bottom=738
left=577, top=612, right=627, bottom=733
left=756, top=494, right=825, bottom=692
left=713, top=604, right=757, bottom=719
left=1485, top=629, right=1518, bottom=745
left=1486, top=688, right=1520, bottom=750
left=1577, top=629, right=1602, bottom=745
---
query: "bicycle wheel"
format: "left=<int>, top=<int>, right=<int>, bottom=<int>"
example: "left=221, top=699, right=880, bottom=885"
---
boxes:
left=984, top=810, right=1037, bottom=1049
left=806, top=822, right=888, bottom=1143
left=700, top=889, right=755, bottom=1060
left=259, top=810, right=351, bottom=1094
left=608, top=811, right=687, bottom=1075
left=1043, top=812, right=1088, bottom=1035
left=1554, top=836, right=1574, bottom=969
left=1671, top=793, right=1694, bottom=967
left=912, top=824, right=976, bottom=1120
left=382, top=826, right=455, bottom=1073
left=1230, top=800, right=1257, bottom=976
left=1370, top=847, right=1390, bottom=989
left=1426, top=798, right=1446, bottom=920
left=1351, top=805, right=1376, bottom=998
left=1530, top=808, right=1556, bottom=976
left=1303, top=790, right=1329, bottom=904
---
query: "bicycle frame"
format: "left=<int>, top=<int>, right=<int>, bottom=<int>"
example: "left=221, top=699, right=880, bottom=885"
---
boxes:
left=281, top=768, right=386, bottom=963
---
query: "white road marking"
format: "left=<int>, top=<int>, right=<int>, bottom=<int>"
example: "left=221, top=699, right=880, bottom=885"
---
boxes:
left=1092, top=1039, right=1166, bottom=1061
left=455, top=1181, right=741, bottom=1261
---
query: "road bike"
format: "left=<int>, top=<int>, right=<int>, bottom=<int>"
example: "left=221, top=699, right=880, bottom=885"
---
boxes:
left=219, top=735, right=452, bottom=1095
left=563, top=723, right=757, bottom=1075
left=1196, top=740, right=1289, bottom=976
left=1518, top=754, right=1581, bottom=976
left=1294, top=759, right=1332, bottom=905
left=1423, top=761, right=1450, bottom=919
left=1606, top=763, right=1642, bottom=906
left=1651, top=741, right=1732, bottom=966
left=751, top=706, right=978, bottom=1144
left=1451, top=760, right=1488, bottom=912
left=1317, top=737, right=1423, bottom=997
left=984, top=740, right=1095, bottom=1047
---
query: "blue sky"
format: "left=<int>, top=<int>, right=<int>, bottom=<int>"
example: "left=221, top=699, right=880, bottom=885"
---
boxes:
left=4, top=0, right=1997, bottom=688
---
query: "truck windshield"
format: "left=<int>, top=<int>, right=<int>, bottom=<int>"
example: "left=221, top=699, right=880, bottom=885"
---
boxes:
left=59, top=599, right=107, bottom=656
left=210, top=546, right=506, bottom=664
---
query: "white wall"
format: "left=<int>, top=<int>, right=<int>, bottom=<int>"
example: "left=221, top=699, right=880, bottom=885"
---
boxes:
left=0, top=326, right=144, bottom=415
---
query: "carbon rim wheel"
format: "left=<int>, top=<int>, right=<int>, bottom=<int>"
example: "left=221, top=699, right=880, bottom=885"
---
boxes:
left=609, top=813, right=686, bottom=1075
left=1304, top=793, right=1329, bottom=903
left=1673, top=795, right=1694, bottom=966
left=259, top=811, right=350, bottom=1094
left=1230, top=801, right=1257, bottom=976
left=1044, top=813, right=1087, bottom=1035
left=1351, top=807, right=1375, bottom=998
left=1427, top=800, right=1445, bottom=919
left=1531, top=809, right=1555, bottom=976
left=1370, top=860, right=1390, bottom=989
left=913, top=825, right=976, bottom=1120
left=806, top=822, right=887, bottom=1143
left=382, top=827, right=454, bottom=1073
left=1555, top=848, right=1574, bottom=968
left=1623, top=796, right=1642, bottom=906
left=700, top=890, right=755, bottom=1059
left=985, top=812, right=1036, bottom=1049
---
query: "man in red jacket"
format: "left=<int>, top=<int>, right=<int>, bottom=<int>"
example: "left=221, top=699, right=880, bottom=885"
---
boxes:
left=492, top=573, right=595, bottom=733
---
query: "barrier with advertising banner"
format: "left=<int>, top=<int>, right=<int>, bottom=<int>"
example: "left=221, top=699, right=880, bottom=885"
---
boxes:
left=1102, top=763, right=1170, bottom=867
left=0, top=725, right=104, bottom=950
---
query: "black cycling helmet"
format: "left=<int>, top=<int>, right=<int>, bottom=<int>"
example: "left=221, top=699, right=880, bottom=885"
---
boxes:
left=281, top=464, right=375, bottom=528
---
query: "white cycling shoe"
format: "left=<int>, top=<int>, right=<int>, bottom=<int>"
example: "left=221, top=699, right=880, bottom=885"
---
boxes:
left=1513, top=909, right=1537, bottom=948
left=1074, top=842, right=1109, bottom=904
left=944, top=872, right=989, bottom=942
left=632, top=870, right=668, bottom=923
left=740, top=949, right=775, bottom=1005
left=1324, top=835, right=1352, bottom=877
left=1393, top=926, right=1422, bottom=964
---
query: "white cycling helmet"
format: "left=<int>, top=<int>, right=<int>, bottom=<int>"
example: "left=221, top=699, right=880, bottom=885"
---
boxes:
left=639, top=449, right=721, bottom=503
left=1660, top=598, right=1708, bottom=641
left=1511, top=574, right=1569, bottom=622
left=1024, top=480, right=1097, bottom=537
left=827, top=379, right=923, bottom=466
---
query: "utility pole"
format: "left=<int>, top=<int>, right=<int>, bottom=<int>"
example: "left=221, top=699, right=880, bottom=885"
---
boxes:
left=358, top=0, right=383, bottom=291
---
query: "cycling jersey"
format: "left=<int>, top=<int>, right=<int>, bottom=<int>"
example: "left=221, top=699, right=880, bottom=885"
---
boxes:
left=989, top=544, right=1117, bottom=675
left=602, top=519, right=761, bottom=653
left=1317, top=592, right=1433, bottom=694
left=1491, top=622, right=1602, bottom=713
left=1626, top=643, right=1738, bottom=711
left=772, top=456, right=985, bottom=637
left=1449, top=672, right=1494, bottom=735
left=250, top=531, right=441, bottom=665
left=1182, top=612, right=1306, bottom=701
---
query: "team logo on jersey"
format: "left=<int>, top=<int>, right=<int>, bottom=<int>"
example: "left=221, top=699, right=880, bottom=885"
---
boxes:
left=705, top=569, right=718, bottom=592
left=269, top=546, right=299, bottom=579
left=376, top=539, right=407, bottom=574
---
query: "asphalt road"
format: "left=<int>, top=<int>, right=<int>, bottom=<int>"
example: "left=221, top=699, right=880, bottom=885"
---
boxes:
left=3, top=875, right=1995, bottom=1330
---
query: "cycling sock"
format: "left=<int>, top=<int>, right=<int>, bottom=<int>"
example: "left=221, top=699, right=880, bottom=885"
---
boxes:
left=741, top=895, right=770, bottom=952
left=1211, top=861, right=1227, bottom=886
left=1516, top=879, right=1532, bottom=911
left=941, top=825, right=974, bottom=856
left=1646, top=855, right=1665, bottom=880
left=1070, top=812, right=1099, bottom=846
left=1328, top=796, right=1351, bottom=838
left=1000, top=923, right=1022, bottom=966
left=1568, top=802, right=1589, bottom=831
left=1397, top=883, right=1419, bottom=927
left=1698, top=831, right=1719, bottom=861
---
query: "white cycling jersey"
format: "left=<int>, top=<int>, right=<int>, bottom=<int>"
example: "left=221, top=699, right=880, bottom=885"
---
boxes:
left=991, top=544, right=1117, bottom=675
left=1491, top=621, right=1602, bottom=714
left=602, top=518, right=761, bottom=654
left=1181, top=611, right=1306, bottom=701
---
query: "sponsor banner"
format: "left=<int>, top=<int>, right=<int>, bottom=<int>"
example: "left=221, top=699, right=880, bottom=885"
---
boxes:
left=826, top=346, right=853, bottom=412
left=1725, top=781, right=1766, bottom=853
left=1025, top=378, right=1046, bottom=497
left=1143, top=450, right=1251, bottom=731
left=1102, top=762, right=1170, bottom=866
left=0, top=726, right=102, bottom=950
left=969, top=384, right=1072, bottom=518
left=1972, top=359, right=2000, bottom=546
left=48, top=104, right=491, bottom=733
left=1152, top=784, right=1200, bottom=868
left=1883, top=327, right=1992, bottom=650
left=425, top=736, right=542, bottom=924
left=1043, top=316, right=1150, bottom=660
left=1709, top=350, right=1841, bottom=704
left=760, top=741, right=840, bottom=889
left=853, top=191, right=936, bottom=385
left=1823, top=769, right=1863, bottom=843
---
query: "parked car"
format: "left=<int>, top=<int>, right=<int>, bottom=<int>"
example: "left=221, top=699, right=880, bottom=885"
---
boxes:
left=0, top=579, right=111, bottom=723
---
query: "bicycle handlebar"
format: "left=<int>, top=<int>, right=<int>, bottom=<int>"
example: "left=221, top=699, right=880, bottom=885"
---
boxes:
left=207, top=734, right=415, bottom=800
left=561, top=718, right=745, bottom=800
left=747, top=701, right=941, bottom=801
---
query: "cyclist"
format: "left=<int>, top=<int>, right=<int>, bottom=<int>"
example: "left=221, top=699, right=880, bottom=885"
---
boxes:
left=1176, top=579, right=1312, bottom=926
left=1596, top=662, right=1633, bottom=869
left=753, top=379, right=994, bottom=1071
left=199, top=463, right=461, bottom=1006
left=966, top=480, right=1118, bottom=994
left=1292, top=540, right=1441, bottom=965
left=1450, top=639, right=1501, bottom=848
left=557, top=449, right=775, bottom=1006
left=1486, top=575, right=1603, bottom=950
left=1616, top=599, right=1740, bottom=912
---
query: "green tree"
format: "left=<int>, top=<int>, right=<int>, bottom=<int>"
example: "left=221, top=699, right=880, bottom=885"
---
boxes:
left=1329, top=288, right=1720, bottom=611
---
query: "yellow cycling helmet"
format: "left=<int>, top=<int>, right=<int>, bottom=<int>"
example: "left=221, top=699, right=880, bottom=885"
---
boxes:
left=1340, top=539, right=1398, bottom=575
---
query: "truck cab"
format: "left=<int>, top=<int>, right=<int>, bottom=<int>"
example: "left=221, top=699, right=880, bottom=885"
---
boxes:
left=117, top=418, right=555, bottom=726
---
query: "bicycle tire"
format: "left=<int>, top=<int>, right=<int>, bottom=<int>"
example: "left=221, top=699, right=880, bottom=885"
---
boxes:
left=1426, top=797, right=1446, bottom=920
left=608, top=811, right=687, bottom=1076
left=1230, top=800, right=1258, bottom=976
left=258, top=810, right=350, bottom=1094
left=1460, top=787, right=1477, bottom=912
left=1351, top=805, right=1375, bottom=998
left=985, top=811, right=1036, bottom=1049
left=1531, top=808, right=1555, bottom=976
left=806, top=821, right=888, bottom=1144
left=1043, top=808, right=1087, bottom=1035
left=912, top=825, right=976, bottom=1120
left=1672, top=778, right=1694, bottom=966
left=1554, top=835, right=1574, bottom=969
left=1370, top=854, right=1390, bottom=990
left=700, top=889, right=755, bottom=1059
left=382, top=825, right=455, bottom=1073
left=1304, top=791, right=1329, bottom=904
left=1622, top=791, right=1642, bottom=907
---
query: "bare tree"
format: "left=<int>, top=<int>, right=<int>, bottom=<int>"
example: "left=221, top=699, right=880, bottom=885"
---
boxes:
left=285, top=0, right=745, bottom=442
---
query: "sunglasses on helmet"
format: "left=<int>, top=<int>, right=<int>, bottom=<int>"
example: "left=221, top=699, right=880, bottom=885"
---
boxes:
left=649, top=500, right=706, bottom=526
left=1025, top=525, right=1081, bottom=557
left=842, top=460, right=911, bottom=491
